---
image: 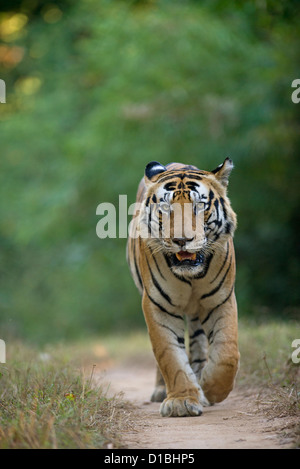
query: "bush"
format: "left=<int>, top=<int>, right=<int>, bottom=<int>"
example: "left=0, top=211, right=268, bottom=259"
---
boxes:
left=0, top=0, right=299, bottom=342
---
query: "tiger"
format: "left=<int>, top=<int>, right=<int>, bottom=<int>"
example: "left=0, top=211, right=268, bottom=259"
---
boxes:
left=126, top=159, right=239, bottom=417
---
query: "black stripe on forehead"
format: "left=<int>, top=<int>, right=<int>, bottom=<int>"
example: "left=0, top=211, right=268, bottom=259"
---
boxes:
left=185, top=181, right=200, bottom=189
left=158, top=173, right=185, bottom=183
left=184, top=174, right=203, bottom=181
left=158, top=172, right=203, bottom=184
left=164, top=182, right=177, bottom=191
left=163, top=180, right=200, bottom=194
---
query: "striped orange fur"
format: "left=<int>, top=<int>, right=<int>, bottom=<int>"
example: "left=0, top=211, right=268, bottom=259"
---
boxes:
left=127, top=159, right=239, bottom=417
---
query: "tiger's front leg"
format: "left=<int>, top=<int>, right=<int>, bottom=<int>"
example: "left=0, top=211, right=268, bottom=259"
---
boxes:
left=151, top=365, right=166, bottom=403
left=200, top=293, right=240, bottom=404
left=142, top=295, right=203, bottom=417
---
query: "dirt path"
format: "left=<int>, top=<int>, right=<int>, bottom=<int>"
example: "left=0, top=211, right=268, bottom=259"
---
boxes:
left=98, top=360, right=292, bottom=449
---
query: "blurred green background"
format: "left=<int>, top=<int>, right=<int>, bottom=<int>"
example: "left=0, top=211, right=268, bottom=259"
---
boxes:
left=0, top=0, right=299, bottom=344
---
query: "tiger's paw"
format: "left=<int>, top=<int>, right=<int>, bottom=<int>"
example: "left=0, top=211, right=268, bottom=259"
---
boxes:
left=160, top=396, right=203, bottom=417
left=151, top=385, right=167, bottom=403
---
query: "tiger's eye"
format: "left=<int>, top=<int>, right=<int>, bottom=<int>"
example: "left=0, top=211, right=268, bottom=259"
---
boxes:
left=195, top=202, right=205, bottom=212
left=159, top=203, right=170, bottom=213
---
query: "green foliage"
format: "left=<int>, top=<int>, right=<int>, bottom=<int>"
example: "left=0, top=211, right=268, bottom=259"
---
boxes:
left=0, top=0, right=299, bottom=342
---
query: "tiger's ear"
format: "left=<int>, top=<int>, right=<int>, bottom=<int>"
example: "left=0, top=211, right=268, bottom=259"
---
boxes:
left=211, top=157, right=234, bottom=187
left=145, top=161, right=167, bottom=184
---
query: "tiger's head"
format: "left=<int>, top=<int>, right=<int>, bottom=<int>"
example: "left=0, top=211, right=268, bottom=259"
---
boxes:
left=138, top=159, right=237, bottom=277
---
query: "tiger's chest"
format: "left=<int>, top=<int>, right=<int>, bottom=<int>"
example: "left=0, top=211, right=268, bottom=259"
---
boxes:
left=141, top=255, right=211, bottom=313
left=140, top=244, right=232, bottom=319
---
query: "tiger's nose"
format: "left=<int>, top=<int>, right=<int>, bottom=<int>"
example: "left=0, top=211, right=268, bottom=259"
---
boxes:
left=172, top=237, right=194, bottom=247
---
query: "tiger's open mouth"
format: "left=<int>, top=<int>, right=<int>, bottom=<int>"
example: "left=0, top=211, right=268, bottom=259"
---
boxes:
left=175, top=251, right=197, bottom=262
left=172, top=251, right=204, bottom=267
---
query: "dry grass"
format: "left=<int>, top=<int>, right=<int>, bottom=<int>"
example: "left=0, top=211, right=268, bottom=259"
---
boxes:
left=254, top=383, right=300, bottom=446
left=0, top=342, right=136, bottom=449
left=237, top=320, right=300, bottom=448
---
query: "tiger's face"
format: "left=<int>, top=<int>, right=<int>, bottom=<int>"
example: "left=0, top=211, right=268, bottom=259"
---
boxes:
left=139, top=159, right=237, bottom=277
